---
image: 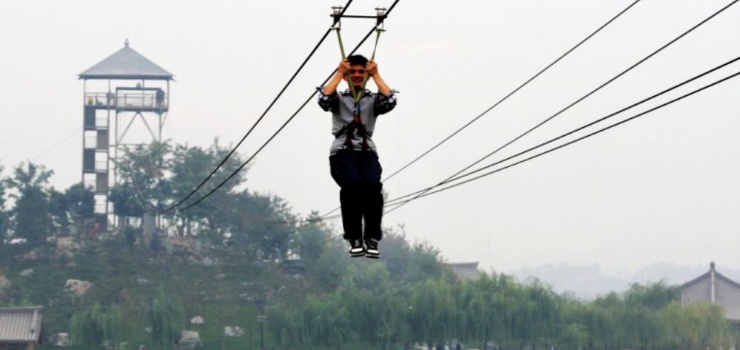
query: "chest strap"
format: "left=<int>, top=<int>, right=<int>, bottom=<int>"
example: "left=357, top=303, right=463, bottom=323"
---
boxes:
left=333, top=113, right=371, bottom=151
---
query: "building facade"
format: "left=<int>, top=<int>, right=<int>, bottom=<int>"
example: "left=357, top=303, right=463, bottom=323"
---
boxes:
left=681, top=262, right=740, bottom=325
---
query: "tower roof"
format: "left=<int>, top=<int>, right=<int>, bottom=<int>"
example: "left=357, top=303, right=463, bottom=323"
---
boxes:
left=79, top=40, right=174, bottom=81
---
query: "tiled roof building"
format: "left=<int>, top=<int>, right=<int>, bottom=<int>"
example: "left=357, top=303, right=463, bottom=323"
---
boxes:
left=681, top=262, right=740, bottom=324
left=445, top=262, right=481, bottom=281
left=0, top=306, right=43, bottom=349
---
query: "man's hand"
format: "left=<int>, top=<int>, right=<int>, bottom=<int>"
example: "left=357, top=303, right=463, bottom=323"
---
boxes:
left=366, top=60, right=378, bottom=77
left=366, top=60, right=392, bottom=96
left=324, top=59, right=351, bottom=96
left=338, top=59, right=351, bottom=75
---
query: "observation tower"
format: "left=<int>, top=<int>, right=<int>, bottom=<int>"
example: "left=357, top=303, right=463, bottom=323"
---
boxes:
left=79, top=39, right=174, bottom=231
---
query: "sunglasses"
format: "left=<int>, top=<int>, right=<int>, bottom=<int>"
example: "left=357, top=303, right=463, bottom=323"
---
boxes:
left=347, top=69, right=366, bottom=75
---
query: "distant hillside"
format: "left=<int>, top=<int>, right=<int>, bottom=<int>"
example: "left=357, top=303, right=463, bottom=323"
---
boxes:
left=509, top=263, right=629, bottom=299
left=509, top=262, right=740, bottom=299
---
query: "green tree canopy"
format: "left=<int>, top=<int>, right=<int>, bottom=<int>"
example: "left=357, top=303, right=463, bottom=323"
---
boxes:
left=6, top=161, right=54, bottom=244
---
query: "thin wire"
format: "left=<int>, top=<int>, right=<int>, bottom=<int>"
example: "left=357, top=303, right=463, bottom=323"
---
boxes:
left=405, top=70, right=740, bottom=202
left=385, top=63, right=740, bottom=211
left=385, top=55, right=740, bottom=207
left=166, top=0, right=354, bottom=212
left=380, top=0, right=739, bottom=215
left=175, top=148, right=237, bottom=215
left=175, top=148, right=300, bottom=228
left=381, top=0, right=643, bottom=183
left=32, top=126, right=82, bottom=162
left=319, top=0, right=642, bottom=219
left=179, top=0, right=401, bottom=212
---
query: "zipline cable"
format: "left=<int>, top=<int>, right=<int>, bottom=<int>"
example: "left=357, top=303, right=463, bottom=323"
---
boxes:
left=177, top=63, right=740, bottom=227
left=376, top=0, right=739, bottom=216
left=384, top=57, right=740, bottom=211
left=381, top=0, right=643, bottom=183
left=165, top=0, right=355, bottom=212
left=318, top=0, right=642, bottom=219
left=178, top=0, right=401, bottom=212
left=400, top=69, right=740, bottom=203
left=33, top=126, right=82, bottom=162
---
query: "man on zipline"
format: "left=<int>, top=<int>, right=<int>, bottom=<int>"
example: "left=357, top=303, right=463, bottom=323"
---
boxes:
left=318, top=54, right=397, bottom=258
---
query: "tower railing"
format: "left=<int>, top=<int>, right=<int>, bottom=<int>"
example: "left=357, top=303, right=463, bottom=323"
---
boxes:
left=84, top=91, right=168, bottom=111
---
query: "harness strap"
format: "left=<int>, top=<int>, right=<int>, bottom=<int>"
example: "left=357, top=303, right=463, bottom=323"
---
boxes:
left=332, top=20, right=384, bottom=152
left=334, top=112, right=370, bottom=151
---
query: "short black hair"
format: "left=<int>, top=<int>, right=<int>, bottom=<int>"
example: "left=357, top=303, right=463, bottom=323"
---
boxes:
left=347, top=54, right=368, bottom=67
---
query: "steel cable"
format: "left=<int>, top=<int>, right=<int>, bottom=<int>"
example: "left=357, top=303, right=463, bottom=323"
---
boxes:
left=178, top=0, right=402, bottom=212
left=384, top=56, right=740, bottom=211
left=317, top=0, right=643, bottom=219
left=166, top=0, right=355, bottom=212
left=379, top=0, right=739, bottom=215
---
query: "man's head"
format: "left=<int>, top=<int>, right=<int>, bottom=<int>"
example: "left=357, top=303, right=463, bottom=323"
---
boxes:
left=346, top=54, right=368, bottom=89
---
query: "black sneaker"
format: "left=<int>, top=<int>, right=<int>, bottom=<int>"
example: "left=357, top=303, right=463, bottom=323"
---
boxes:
left=364, top=238, right=380, bottom=259
left=348, top=239, right=365, bottom=257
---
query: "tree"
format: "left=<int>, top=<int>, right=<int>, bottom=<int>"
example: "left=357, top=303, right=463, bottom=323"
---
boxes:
left=168, top=143, right=220, bottom=237
left=660, top=302, right=730, bottom=350
left=109, top=184, right=146, bottom=219
left=292, top=212, right=330, bottom=262
left=47, top=183, right=94, bottom=237
left=63, top=183, right=95, bottom=234
left=167, top=139, right=247, bottom=238
left=6, top=161, right=54, bottom=244
left=143, top=284, right=185, bottom=349
left=211, top=188, right=295, bottom=263
left=521, top=278, right=558, bottom=348
left=0, top=164, right=7, bottom=246
left=411, top=278, right=457, bottom=346
left=558, top=322, right=589, bottom=350
left=70, top=303, right=124, bottom=348
left=583, top=303, right=618, bottom=350
left=112, top=141, right=172, bottom=222
left=624, top=281, right=679, bottom=310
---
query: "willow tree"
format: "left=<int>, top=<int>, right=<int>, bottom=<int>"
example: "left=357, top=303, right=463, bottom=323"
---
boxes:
left=69, top=303, right=124, bottom=348
left=143, top=284, right=185, bottom=349
left=0, top=165, right=7, bottom=247
left=410, top=278, right=457, bottom=346
left=463, top=273, right=500, bottom=347
left=660, top=302, right=730, bottom=350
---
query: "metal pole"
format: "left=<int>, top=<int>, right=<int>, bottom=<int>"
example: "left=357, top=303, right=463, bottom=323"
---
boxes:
left=257, top=306, right=266, bottom=349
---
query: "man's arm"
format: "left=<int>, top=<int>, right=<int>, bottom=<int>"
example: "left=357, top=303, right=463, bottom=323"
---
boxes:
left=319, top=59, right=350, bottom=112
left=367, top=60, right=396, bottom=114
left=323, top=59, right=350, bottom=95
left=366, top=60, right=392, bottom=97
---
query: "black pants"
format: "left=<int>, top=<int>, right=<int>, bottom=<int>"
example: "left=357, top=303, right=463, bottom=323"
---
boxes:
left=329, top=149, right=384, bottom=241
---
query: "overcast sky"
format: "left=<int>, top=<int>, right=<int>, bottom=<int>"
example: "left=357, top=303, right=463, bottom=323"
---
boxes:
left=1, top=0, right=739, bottom=278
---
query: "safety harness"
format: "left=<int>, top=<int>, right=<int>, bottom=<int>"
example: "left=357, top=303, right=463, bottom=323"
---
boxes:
left=333, top=99, right=372, bottom=151
left=330, top=7, right=386, bottom=151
